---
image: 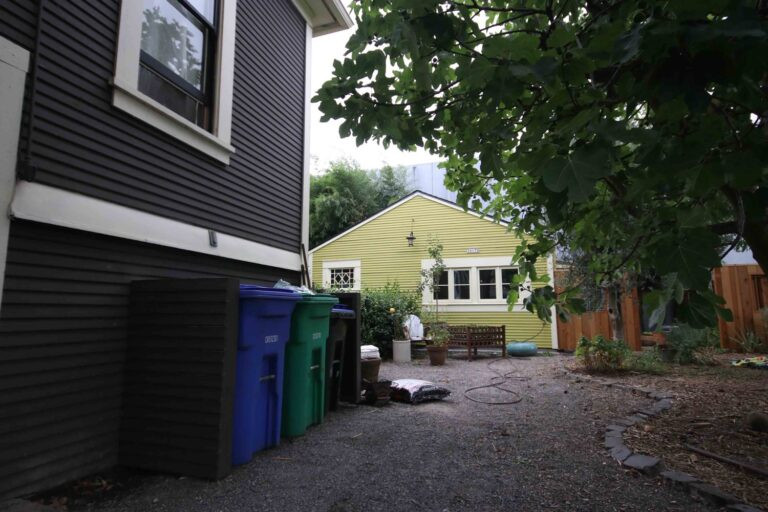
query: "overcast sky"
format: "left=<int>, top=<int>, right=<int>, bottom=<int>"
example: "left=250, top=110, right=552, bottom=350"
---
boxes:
left=308, top=22, right=437, bottom=174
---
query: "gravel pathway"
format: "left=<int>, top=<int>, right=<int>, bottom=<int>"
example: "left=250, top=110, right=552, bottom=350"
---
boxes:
left=84, top=354, right=713, bottom=512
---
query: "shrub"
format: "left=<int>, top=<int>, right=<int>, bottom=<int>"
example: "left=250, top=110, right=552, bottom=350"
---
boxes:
left=665, top=324, right=720, bottom=364
left=361, top=283, right=421, bottom=358
left=626, top=348, right=667, bottom=374
left=575, top=335, right=630, bottom=373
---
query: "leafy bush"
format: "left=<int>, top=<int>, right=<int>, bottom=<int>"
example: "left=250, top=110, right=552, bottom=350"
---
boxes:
left=575, top=335, right=630, bottom=373
left=626, top=348, right=667, bottom=374
left=361, top=283, right=421, bottom=358
left=665, top=324, right=720, bottom=364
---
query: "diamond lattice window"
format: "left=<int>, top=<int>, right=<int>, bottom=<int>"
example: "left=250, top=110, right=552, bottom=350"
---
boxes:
left=330, top=268, right=355, bottom=289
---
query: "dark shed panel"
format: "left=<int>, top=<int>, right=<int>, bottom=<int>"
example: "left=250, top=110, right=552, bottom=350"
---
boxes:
left=23, top=0, right=306, bottom=251
left=0, top=220, right=298, bottom=499
left=121, top=279, right=239, bottom=480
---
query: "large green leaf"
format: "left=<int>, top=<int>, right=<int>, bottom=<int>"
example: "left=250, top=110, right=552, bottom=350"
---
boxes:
left=538, top=146, right=611, bottom=202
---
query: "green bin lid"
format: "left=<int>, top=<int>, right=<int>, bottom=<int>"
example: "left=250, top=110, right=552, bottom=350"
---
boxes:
left=299, top=293, right=339, bottom=304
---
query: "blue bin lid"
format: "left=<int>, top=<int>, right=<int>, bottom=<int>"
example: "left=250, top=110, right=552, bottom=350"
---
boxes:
left=331, top=303, right=355, bottom=318
left=239, top=285, right=301, bottom=301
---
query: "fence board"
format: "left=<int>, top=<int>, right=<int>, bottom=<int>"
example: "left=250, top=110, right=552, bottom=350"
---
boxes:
left=557, top=310, right=613, bottom=351
left=713, top=265, right=768, bottom=350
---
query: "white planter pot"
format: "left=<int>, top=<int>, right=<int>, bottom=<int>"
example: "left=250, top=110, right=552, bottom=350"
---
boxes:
left=393, top=339, right=411, bottom=363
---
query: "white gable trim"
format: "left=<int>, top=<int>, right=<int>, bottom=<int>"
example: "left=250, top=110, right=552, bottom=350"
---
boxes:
left=309, top=192, right=509, bottom=253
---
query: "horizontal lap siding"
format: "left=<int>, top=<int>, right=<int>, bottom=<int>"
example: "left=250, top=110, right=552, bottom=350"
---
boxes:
left=439, top=312, right=552, bottom=348
left=311, top=196, right=548, bottom=289
left=0, top=220, right=298, bottom=499
left=311, top=196, right=553, bottom=347
left=0, top=0, right=37, bottom=50
left=24, top=0, right=305, bottom=251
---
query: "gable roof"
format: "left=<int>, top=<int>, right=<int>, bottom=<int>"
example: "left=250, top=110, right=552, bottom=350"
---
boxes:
left=309, top=190, right=509, bottom=253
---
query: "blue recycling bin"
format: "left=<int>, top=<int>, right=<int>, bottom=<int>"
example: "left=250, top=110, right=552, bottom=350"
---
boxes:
left=232, top=285, right=300, bottom=466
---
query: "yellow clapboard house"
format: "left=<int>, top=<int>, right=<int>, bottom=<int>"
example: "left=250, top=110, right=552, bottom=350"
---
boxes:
left=309, top=191, right=557, bottom=348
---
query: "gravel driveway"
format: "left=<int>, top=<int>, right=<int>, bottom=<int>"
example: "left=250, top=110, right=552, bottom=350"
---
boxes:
left=82, top=354, right=712, bottom=512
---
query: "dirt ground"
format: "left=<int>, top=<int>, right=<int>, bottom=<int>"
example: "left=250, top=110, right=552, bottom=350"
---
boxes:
left=37, top=354, right=718, bottom=512
left=615, top=355, right=768, bottom=510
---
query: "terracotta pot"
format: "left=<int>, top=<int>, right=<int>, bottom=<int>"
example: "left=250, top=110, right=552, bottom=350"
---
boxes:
left=361, top=358, right=381, bottom=383
left=427, top=345, right=447, bottom=366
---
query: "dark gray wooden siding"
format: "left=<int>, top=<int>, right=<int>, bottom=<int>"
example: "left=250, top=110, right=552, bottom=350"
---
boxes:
left=122, top=279, right=238, bottom=480
left=0, top=0, right=37, bottom=50
left=0, top=220, right=298, bottom=500
left=0, top=0, right=306, bottom=252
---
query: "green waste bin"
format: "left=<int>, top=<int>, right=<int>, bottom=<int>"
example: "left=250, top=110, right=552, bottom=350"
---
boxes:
left=281, top=293, right=338, bottom=438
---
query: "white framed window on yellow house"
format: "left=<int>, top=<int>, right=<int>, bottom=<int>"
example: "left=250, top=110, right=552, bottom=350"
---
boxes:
left=422, top=257, right=530, bottom=308
left=113, top=0, right=237, bottom=163
left=322, top=260, right=361, bottom=291
left=432, top=269, right=471, bottom=301
left=478, top=267, right=521, bottom=301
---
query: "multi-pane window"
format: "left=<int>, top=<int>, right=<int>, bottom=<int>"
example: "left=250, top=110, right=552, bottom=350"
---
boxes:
left=453, top=269, right=470, bottom=300
left=501, top=268, right=519, bottom=299
left=140, top=0, right=217, bottom=129
left=423, top=262, right=524, bottom=303
left=433, top=270, right=449, bottom=300
left=330, top=268, right=355, bottom=289
left=479, top=269, right=496, bottom=299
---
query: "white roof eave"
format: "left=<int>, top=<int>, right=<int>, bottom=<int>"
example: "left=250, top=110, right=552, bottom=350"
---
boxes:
left=292, top=0, right=354, bottom=36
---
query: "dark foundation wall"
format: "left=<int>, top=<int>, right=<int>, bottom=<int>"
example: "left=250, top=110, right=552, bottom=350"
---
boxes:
left=0, top=0, right=306, bottom=252
left=0, top=220, right=299, bottom=500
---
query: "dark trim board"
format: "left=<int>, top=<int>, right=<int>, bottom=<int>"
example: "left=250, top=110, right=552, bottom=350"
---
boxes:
left=0, top=220, right=299, bottom=500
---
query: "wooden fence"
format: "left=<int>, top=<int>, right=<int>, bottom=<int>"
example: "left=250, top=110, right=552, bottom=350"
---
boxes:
left=554, top=277, right=642, bottom=351
left=712, top=265, right=768, bottom=350
left=556, top=264, right=767, bottom=352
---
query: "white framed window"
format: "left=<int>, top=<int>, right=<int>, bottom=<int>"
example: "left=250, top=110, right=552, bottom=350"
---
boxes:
left=433, top=270, right=448, bottom=300
left=501, top=267, right=520, bottom=300
left=421, top=256, right=530, bottom=309
left=322, top=260, right=361, bottom=291
left=452, top=269, right=471, bottom=300
left=478, top=268, right=497, bottom=299
left=113, top=0, right=237, bottom=163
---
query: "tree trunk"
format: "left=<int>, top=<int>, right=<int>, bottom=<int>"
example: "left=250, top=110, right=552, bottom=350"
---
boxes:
left=607, top=286, right=624, bottom=341
left=741, top=220, right=768, bottom=275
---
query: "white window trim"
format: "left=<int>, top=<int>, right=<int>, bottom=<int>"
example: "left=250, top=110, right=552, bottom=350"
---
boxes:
left=447, top=268, right=471, bottom=302
left=0, top=36, right=30, bottom=314
left=421, top=256, right=531, bottom=307
left=112, top=0, right=237, bottom=164
left=322, top=259, right=361, bottom=291
left=478, top=267, right=502, bottom=301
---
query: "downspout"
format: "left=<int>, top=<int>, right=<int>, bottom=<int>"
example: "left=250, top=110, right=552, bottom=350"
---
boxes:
left=19, top=0, right=46, bottom=181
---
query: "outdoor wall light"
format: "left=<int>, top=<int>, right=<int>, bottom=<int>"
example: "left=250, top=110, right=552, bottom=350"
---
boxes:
left=406, top=219, right=416, bottom=247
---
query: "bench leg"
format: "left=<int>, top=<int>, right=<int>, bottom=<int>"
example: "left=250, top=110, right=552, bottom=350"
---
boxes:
left=467, top=345, right=472, bottom=361
left=502, top=343, right=507, bottom=358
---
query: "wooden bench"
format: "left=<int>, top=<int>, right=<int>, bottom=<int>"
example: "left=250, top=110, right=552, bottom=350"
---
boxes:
left=447, top=325, right=506, bottom=361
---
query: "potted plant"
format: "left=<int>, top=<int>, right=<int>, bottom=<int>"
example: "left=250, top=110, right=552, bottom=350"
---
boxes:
left=419, top=237, right=449, bottom=365
left=426, top=322, right=450, bottom=365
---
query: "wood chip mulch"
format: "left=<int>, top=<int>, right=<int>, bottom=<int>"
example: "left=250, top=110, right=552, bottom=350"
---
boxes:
left=620, top=355, right=768, bottom=510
